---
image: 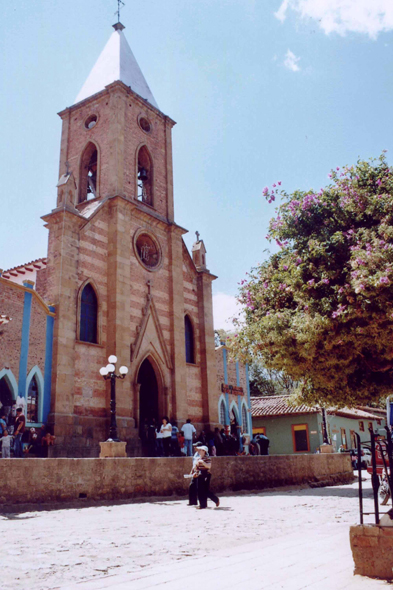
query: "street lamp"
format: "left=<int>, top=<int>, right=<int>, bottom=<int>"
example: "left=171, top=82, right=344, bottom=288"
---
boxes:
left=99, top=355, right=128, bottom=442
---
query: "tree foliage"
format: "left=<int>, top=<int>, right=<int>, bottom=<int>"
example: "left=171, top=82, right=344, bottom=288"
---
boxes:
left=230, top=154, right=393, bottom=407
left=249, top=361, right=295, bottom=397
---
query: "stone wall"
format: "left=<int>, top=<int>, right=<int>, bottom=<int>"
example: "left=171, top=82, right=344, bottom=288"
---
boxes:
left=350, top=524, right=393, bottom=580
left=0, top=454, right=353, bottom=506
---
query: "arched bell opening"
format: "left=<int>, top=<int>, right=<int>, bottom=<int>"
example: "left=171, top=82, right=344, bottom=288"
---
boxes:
left=137, top=145, right=153, bottom=206
left=79, top=142, right=99, bottom=203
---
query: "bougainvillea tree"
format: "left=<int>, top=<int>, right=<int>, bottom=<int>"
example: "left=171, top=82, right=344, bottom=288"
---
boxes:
left=231, top=154, right=393, bottom=407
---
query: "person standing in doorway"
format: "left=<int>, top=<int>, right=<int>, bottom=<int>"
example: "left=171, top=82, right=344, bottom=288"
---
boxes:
left=181, top=419, right=196, bottom=457
left=160, top=416, right=172, bottom=457
left=14, top=407, right=25, bottom=458
left=156, top=424, right=164, bottom=457
left=147, top=418, right=157, bottom=457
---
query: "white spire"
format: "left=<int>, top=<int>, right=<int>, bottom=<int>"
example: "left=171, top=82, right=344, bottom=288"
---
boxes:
left=74, top=23, right=159, bottom=109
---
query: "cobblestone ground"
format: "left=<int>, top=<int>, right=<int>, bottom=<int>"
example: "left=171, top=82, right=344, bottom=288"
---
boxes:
left=0, top=474, right=388, bottom=590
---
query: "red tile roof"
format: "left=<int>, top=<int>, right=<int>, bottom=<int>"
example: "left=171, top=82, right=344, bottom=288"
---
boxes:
left=2, top=257, right=47, bottom=279
left=251, top=395, right=318, bottom=417
left=328, top=408, right=382, bottom=421
left=251, top=395, right=384, bottom=421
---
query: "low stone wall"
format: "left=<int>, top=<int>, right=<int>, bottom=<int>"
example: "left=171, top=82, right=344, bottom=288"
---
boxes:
left=0, top=454, right=353, bottom=506
left=350, top=525, right=393, bottom=580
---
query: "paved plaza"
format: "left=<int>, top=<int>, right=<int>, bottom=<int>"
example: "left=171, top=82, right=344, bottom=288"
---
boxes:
left=0, top=475, right=389, bottom=590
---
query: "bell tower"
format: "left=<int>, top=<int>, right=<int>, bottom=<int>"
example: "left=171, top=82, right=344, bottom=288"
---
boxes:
left=42, top=22, right=218, bottom=456
left=56, top=22, right=176, bottom=221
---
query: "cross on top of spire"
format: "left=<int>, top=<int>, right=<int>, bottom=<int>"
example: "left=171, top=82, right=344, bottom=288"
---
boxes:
left=115, top=0, right=125, bottom=23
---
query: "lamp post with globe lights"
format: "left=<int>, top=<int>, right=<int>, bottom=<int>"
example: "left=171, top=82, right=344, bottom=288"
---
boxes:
left=99, top=355, right=128, bottom=442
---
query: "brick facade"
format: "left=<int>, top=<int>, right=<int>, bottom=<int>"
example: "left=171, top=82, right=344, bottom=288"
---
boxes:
left=0, top=26, right=251, bottom=455
left=39, top=69, right=224, bottom=455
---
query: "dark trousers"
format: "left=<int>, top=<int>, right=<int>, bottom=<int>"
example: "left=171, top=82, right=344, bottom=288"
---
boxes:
left=189, top=477, right=198, bottom=505
left=163, top=437, right=171, bottom=457
left=196, top=472, right=219, bottom=508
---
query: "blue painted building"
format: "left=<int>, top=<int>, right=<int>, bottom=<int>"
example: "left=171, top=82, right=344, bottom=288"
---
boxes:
left=0, top=265, right=54, bottom=428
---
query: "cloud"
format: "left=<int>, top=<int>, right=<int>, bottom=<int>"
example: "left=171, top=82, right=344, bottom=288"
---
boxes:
left=284, top=49, right=301, bottom=71
left=213, top=292, right=243, bottom=331
left=274, top=0, right=393, bottom=39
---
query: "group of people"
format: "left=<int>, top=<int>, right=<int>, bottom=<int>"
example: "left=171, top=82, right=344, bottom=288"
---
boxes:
left=142, top=417, right=250, bottom=457
left=0, top=407, right=55, bottom=458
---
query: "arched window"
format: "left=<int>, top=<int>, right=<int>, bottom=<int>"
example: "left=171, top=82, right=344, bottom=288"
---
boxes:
left=27, top=375, right=39, bottom=423
left=242, top=404, right=248, bottom=433
left=80, top=283, right=98, bottom=343
left=0, top=376, right=14, bottom=408
left=219, top=399, right=226, bottom=425
left=184, top=315, right=195, bottom=364
left=137, top=146, right=153, bottom=205
left=79, top=142, right=98, bottom=203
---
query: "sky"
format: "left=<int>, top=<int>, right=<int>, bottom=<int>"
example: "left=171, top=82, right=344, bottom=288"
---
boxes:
left=2, top=0, right=393, bottom=330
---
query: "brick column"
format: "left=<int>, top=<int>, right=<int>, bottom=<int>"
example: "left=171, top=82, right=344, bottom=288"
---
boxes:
left=42, top=208, right=82, bottom=441
left=164, top=118, right=175, bottom=222
left=196, top=272, right=218, bottom=426
left=106, top=90, right=127, bottom=197
left=106, top=197, right=133, bottom=428
left=168, top=226, right=187, bottom=422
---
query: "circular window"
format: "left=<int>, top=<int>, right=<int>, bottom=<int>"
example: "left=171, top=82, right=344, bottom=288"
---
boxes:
left=135, top=232, right=161, bottom=270
left=139, top=117, right=151, bottom=133
left=85, top=115, right=98, bottom=130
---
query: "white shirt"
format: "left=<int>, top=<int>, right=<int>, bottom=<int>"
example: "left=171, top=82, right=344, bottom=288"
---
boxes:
left=182, top=423, right=196, bottom=440
left=160, top=423, right=172, bottom=438
left=156, top=429, right=163, bottom=439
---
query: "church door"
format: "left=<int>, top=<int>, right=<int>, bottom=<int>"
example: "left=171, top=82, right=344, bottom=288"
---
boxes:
left=137, top=358, right=159, bottom=439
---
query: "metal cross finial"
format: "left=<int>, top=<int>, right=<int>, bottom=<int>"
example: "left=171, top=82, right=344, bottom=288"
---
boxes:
left=195, top=231, right=200, bottom=243
left=146, top=280, right=152, bottom=295
left=115, top=0, right=125, bottom=22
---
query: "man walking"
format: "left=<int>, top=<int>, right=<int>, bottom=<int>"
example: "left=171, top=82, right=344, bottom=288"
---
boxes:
left=14, top=407, right=25, bottom=458
left=181, top=418, right=196, bottom=457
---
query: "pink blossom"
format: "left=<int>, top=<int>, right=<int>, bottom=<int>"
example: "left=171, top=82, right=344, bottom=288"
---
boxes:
left=283, top=265, right=288, bottom=271
left=295, top=257, right=302, bottom=266
left=278, top=181, right=281, bottom=185
left=358, top=284, right=365, bottom=291
left=322, top=278, right=329, bottom=284
left=377, top=179, right=382, bottom=186
left=380, top=276, right=389, bottom=284
left=263, top=281, right=269, bottom=289
left=278, top=283, right=287, bottom=291
left=273, top=183, right=276, bottom=188
left=263, top=187, right=269, bottom=195
left=308, top=279, right=315, bottom=287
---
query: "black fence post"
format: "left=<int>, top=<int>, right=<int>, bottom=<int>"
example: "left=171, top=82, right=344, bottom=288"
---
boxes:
left=384, top=426, right=393, bottom=503
left=355, top=432, right=363, bottom=525
left=370, top=428, right=380, bottom=525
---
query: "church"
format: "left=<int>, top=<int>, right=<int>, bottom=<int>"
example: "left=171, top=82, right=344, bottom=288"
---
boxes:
left=0, top=22, right=252, bottom=456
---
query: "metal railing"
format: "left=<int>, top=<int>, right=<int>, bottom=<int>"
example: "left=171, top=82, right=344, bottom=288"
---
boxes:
left=356, top=426, right=393, bottom=525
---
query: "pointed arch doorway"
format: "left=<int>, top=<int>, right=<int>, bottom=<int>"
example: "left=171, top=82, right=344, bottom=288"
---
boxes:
left=137, top=358, right=160, bottom=443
